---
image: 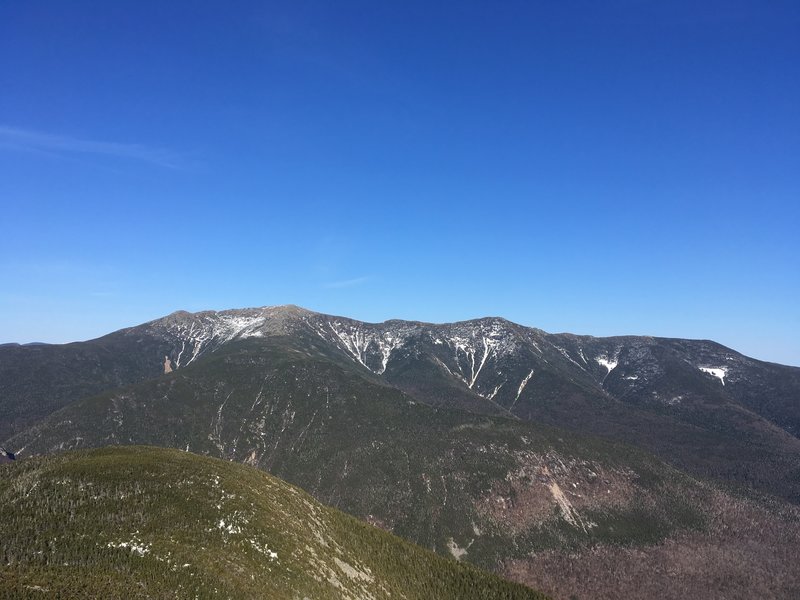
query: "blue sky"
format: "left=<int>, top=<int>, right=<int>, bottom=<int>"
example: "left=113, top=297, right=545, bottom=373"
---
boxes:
left=1, top=1, right=798, bottom=365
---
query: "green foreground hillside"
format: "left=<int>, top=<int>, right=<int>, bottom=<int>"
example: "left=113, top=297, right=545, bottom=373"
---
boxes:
left=0, top=446, right=546, bottom=600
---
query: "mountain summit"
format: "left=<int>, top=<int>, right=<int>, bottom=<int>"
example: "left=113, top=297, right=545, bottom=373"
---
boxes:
left=4, top=305, right=800, bottom=501
left=2, top=305, right=799, bottom=599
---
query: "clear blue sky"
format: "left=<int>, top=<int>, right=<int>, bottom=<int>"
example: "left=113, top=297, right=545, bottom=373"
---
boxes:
left=1, top=1, right=798, bottom=366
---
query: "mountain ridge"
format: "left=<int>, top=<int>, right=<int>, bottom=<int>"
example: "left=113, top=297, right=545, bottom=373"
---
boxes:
left=4, top=304, right=799, bottom=504
left=142, top=304, right=795, bottom=364
left=4, top=305, right=800, bottom=598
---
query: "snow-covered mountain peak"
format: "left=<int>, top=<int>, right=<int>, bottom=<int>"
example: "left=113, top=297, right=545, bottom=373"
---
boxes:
left=143, top=306, right=320, bottom=368
left=129, top=305, right=798, bottom=425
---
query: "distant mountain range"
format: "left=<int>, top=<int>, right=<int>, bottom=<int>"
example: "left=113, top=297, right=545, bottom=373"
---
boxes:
left=3, top=305, right=799, bottom=599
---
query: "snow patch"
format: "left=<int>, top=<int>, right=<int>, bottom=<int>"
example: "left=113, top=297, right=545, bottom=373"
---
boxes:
left=107, top=539, right=151, bottom=557
left=596, top=356, right=618, bottom=374
left=248, top=538, right=278, bottom=560
left=484, top=383, right=504, bottom=401
left=553, top=345, right=585, bottom=370
left=165, top=313, right=268, bottom=368
left=699, top=366, right=727, bottom=385
left=512, top=369, right=534, bottom=409
left=218, top=314, right=268, bottom=340
left=175, top=340, right=185, bottom=368
left=450, top=335, right=499, bottom=389
left=218, top=519, right=241, bottom=534
left=323, top=321, right=406, bottom=374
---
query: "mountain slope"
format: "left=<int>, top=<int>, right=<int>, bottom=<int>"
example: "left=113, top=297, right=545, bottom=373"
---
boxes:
left=8, top=337, right=800, bottom=600
left=0, top=446, right=545, bottom=600
left=10, top=338, right=714, bottom=564
left=0, top=336, right=172, bottom=441
left=4, top=305, right=799, bottom=502
left=4, top=309, right=800, bottom=598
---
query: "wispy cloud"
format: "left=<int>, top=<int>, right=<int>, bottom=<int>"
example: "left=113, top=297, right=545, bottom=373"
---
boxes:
left=0, top=125, right=182, bottom=168
left=323, top=276, right=369, bottom=289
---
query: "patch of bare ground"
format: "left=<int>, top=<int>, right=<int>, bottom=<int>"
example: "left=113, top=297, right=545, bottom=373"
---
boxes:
left=476, top=450, right=638, bottom=534
left=364, top=514, right=392, bottom=532
left=501, top=490, right=800, bottom=600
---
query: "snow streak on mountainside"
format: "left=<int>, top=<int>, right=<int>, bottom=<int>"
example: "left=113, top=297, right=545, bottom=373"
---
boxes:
left=123, top=305, right=800, bottom=494
left=143, top=306, right=310, bottom=370
left=4, top=304, right=800, bottom=506
left=141, top=305, right=794, bottom=424
left=4, top=303, right=800, bottom=600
